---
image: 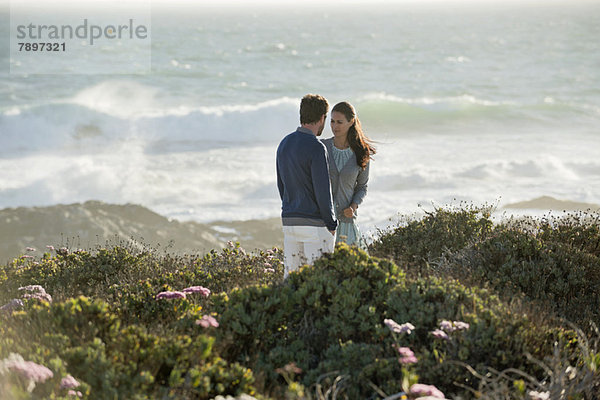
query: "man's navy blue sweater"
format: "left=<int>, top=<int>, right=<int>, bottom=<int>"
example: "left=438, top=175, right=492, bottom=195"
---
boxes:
left=276, top=127, right=338, bottom=231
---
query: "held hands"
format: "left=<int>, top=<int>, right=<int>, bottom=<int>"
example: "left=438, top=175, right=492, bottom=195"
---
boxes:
left=342, top=203, right=358, bottom=218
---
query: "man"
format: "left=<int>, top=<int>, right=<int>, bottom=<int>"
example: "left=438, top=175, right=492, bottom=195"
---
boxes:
left=276, top=94, right=338, bottom=278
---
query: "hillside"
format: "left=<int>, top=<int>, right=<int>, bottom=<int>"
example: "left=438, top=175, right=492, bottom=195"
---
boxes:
left=0, top=201, right=283, bottom=263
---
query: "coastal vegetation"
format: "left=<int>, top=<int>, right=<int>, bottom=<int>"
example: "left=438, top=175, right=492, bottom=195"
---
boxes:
left=1, top=204, right=599, bottom=399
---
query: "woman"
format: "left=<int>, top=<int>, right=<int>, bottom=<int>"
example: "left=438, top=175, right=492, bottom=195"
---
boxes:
left=322, top=101, right=376, bottom=249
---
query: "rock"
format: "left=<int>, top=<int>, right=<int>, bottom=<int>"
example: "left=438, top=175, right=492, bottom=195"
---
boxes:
left=0, top=201, right=283, bottom=263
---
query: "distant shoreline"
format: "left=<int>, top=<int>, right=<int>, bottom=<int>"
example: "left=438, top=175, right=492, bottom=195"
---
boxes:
left=503, top=196, right=600, bottom=211
left=1, top=196, right=598, bottom=264
left=0, top=200, right=283, bottom=264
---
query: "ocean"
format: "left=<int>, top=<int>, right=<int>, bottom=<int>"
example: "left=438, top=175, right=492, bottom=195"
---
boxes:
left=1, top=0, right=599, bottom=240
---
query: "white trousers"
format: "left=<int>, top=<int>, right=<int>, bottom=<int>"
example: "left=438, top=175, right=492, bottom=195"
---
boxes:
left=282, top=225, right=335, bottom=278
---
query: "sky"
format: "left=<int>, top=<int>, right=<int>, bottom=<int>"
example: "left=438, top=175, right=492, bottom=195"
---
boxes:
left=4, top=0, right=594, bottom=5
left=2, top=0, right=596, bottom=13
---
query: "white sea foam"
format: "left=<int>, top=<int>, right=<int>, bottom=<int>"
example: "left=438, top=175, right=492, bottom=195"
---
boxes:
left=69, top=80, right=161, bottom=119
left=1, top=1, right=599, bottom=240
left=67, top=80, right=299, bottom=119
left=1, top=90, right=598, bottom=236
left=357, top=92, right=515, bottom=108
left=0, top=86, right=595, bottom=155
left=0, top=92, right=300, bottom=154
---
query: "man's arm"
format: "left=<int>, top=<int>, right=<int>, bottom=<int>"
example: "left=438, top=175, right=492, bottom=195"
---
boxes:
left=311, top=145, right=337, bottom=232
left=276, top=145, right=285, bottom=201
left=276, top=161, right=284, bottom=201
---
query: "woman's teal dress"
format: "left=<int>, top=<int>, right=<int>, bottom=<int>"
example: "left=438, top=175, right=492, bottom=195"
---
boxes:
left=330, top=145, right=368, bottom=250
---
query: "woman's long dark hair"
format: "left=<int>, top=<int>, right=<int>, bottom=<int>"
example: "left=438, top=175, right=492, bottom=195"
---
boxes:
left=332, top=102, right=376, bottom=169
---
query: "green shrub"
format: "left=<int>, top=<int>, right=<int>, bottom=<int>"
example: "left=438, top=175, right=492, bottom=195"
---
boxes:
left=0, top=243, right=283, bottom=307
left=0, top=243, right=283, bottom=334
left=385, top=277, right=568, bottom=390
left=0, top=247, right=155, bottom=302
left=371, top=206, right=600, bottom=328
left=1, top=296, right=256, bottom=399
left=535, top=211, right=600, bottom=258
left=2, top=205, right=599, bottom=399
left=369, top=203, right=494, bottom=274
left=447, top=226, right=600, bottom=327
left=212, top=245, right=565, bottom=398
left=0, top=351, right=90, bottom=400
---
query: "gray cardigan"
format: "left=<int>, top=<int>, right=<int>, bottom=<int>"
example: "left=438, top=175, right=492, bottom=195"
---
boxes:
left=321, top=138, right=370, bottom=223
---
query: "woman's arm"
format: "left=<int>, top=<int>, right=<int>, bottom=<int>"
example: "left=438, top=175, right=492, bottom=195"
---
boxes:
left=351, top=162, right=369, bottom=206
left=342, top=162, right=370, bottom=218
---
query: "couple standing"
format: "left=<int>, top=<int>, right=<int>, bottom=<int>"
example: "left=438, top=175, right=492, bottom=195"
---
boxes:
left=276, top=94, right=376, bottom=278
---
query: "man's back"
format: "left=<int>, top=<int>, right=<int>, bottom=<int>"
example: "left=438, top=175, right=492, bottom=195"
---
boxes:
left=276, top=128, right=336, bottom=231
left=277, top=94, right=336, bottom=278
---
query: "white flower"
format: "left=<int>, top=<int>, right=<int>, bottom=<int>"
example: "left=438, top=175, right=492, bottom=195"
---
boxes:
left=529, top=390, right=550, bottom=400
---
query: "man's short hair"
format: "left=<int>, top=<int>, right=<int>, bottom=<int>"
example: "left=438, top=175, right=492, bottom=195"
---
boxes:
left=300, top=94, right=329, bottom=125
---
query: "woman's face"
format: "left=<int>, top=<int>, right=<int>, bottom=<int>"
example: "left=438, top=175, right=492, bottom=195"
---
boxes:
left=330, top=111, right=353, bottom=138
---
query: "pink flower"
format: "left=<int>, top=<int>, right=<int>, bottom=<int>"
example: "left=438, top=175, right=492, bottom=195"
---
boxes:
left=276, top=362, right=302, bottom=375
left=156, top=291, right=186, bottom=300
left=68, top=390, right=83, bottom=398
left=395, top=346, right=418, bottom=364
left=453, top=321, right=470, bottom=331
left=439, top=320, right=456, bottom=332
left=399, top=322, right=415, bottom=334
left=60, top=374, right=80, bottom=389
left=26, top=247, right=36, bottom=252
left=20, top=255, right=34, bottom=259
left=182, top=286, right=211, bottom=297
left=18, top=285, right=51, bottom=302
left=6, top=360, right=54, bottom=383
left=396, top=346, right=414, bottom=358
left=430, top=329, right=449, bottom=340
left=400, top=355, right=418, bottom=364
left=196, top=315, right=219, bottom=328
left=410, top=383, right=445, bottom=399
left=46, top=245, right=55, bottom=251
left=22, top=292, right=53, bottom=303
left=264, top=268, right=275, bottom=273
left=19, top=285, right=46, bottom=294
left=384, top=319, right=401, bottom=331
left=384, top=319, right=415, bottom=334
left=0, top=299, right=24, bottom=313
left=437, top=320, right=470, bottom=334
